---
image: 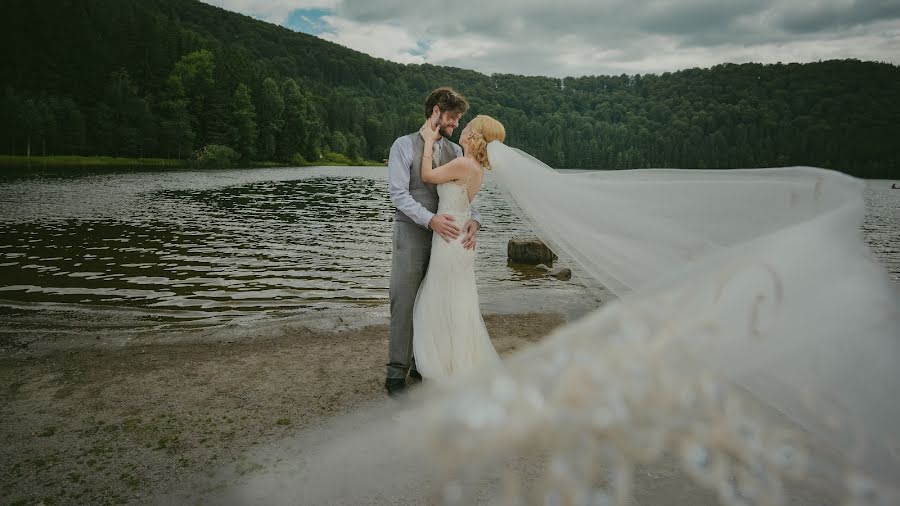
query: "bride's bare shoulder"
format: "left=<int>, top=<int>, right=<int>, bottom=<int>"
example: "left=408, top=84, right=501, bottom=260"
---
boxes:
left=443, top=156, right=479, bottom=172
left=462, top=156, right=481, bottom=170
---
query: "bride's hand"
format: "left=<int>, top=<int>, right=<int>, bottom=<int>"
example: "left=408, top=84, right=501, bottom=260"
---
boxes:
left=419, top=118, right=440, bottom=143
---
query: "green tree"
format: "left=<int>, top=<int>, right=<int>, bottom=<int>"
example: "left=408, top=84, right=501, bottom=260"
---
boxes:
left=328, top=130, right=348, bottom=155
left=51, top=97, right=86, bottom=155
left=157, top=75, right=195, bottom=159
left=277, top=78, right=316, bottom=162
left=230, top=83, right=257, bottom=160
left=256, top=77, right=284, bottom=160
left=96, top=69, right=154, bottom=157
left=170, top=49, right=216, bottom=145
left=18, top=97, right=53, bottom=158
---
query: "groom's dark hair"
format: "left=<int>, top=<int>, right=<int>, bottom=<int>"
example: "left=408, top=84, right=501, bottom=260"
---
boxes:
left=424, top=87, right=469, bottom=118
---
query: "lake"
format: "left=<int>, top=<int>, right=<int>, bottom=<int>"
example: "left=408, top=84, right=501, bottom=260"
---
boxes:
left=0, top=166, right=601, bottom=344
left=0, top=166, right=896, bottom=345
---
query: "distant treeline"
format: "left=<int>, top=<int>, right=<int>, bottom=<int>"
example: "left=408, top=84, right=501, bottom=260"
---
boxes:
left=2, top=0, right=899, bottom=177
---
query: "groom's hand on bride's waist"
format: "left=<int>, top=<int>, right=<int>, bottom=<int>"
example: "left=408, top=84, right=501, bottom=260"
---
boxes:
left=462, top=220, right=479, bottom=250
left=429, top=214, right=461, bottom=243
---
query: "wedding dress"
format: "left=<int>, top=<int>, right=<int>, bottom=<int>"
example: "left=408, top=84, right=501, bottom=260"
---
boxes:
left=412, top=178, right=500, bottom=380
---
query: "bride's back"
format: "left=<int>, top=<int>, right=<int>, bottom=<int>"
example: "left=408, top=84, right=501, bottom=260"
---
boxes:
left=436, top=179, right=475, bottom=220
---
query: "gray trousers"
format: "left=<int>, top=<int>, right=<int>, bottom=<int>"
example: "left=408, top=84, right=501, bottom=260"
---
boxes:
left=387, top=220, right=433, bottom=379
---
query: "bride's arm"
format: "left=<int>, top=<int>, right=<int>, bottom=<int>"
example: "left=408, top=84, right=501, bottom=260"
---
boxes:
left=419, top=121, right=471, bottom=184
left=421, top=155, right=473, bottom=184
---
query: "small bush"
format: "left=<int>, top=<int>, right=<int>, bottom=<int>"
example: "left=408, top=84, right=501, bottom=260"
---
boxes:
left=191, top=144, right=238, bottom=168
left=319, top=151, right=353, bottom=165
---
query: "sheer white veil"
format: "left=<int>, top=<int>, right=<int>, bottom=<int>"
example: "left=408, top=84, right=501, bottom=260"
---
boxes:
left=485, top=141, right=900, bottom=486
left=202, top=142, right=900, bottom=505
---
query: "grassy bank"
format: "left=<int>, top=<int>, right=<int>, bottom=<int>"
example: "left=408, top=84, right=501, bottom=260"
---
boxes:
left=303, top=159, right=385, bottom=167
left=0, top=155, right=386, bottom=170
left=0, top=155, right=186, bottom=168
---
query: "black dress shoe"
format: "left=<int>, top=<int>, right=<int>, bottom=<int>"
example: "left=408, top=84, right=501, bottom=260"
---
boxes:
left=409, top=369, right=423, bottom=381
left=384, top=378, right=407, bottom=398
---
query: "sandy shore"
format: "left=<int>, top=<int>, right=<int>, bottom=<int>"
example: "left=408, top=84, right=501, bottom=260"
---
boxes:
left=0, top=312, right=569, bottom=505
left=1, top=307, right=843, bottom=506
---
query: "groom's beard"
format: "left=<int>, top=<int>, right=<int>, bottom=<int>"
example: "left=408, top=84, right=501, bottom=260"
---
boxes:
left=437, top=123, right=452, bottom=139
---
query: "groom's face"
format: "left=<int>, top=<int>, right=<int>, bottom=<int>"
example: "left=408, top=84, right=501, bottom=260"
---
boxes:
left=435, top=110, right=462, bottom=139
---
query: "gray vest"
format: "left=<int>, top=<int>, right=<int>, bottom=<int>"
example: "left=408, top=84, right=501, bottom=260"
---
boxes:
left=395, top=133, right=459, bottom=225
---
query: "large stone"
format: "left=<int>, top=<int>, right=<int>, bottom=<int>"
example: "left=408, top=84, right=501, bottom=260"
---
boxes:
left=507, top=237, right=557, bottom=265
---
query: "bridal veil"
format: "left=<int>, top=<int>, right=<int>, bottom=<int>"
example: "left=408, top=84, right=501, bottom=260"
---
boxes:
left=216, top=142, right=899, bottom=505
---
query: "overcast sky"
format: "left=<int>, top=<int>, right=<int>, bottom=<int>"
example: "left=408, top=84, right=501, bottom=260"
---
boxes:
left=202, top=0, right=900, bottom=77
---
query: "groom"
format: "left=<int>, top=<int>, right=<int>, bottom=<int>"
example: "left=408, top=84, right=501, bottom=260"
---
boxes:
left=384, top=87, right=481, bottom=397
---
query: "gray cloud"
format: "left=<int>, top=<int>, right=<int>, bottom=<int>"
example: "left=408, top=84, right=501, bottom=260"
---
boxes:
left=779, top=0, right=900, bottom=33
left=206, top=0, right=900, bottom=77
left=636, top=0, right=767, bottom=36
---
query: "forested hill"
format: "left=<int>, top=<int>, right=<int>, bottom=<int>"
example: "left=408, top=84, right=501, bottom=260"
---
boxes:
left=2, top=0, right=899, bottom=177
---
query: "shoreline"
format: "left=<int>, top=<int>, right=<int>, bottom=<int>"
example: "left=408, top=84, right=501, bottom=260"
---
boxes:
left=0, top=155, right=385, bottom=171
left=0, top=287, right=606, bottom=360
left=0, top=311, right=566, bottom=505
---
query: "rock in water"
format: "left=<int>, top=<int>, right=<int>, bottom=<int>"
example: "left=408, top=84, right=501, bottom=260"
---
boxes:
left=535, top=264, right=551, bottom=272
left=549, top=266, right=572, bottom=280
left=507, top=237, right=557, bottom=265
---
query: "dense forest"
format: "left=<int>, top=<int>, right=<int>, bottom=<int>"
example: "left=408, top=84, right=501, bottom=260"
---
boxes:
left=2, top=0, right=899, bottom=177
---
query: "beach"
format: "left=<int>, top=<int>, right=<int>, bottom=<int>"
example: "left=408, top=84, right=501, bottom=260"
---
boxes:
left=1, top=308, right=846, bottom=506
left=0, top=311, right=568, bottom=505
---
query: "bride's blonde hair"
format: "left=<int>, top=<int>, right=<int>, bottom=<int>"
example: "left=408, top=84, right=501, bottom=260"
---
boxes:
left=465, top=115, right=505, bottom=168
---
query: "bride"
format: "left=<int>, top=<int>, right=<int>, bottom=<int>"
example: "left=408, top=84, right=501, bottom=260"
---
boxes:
left=411, top=114, right=506, bottom=381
